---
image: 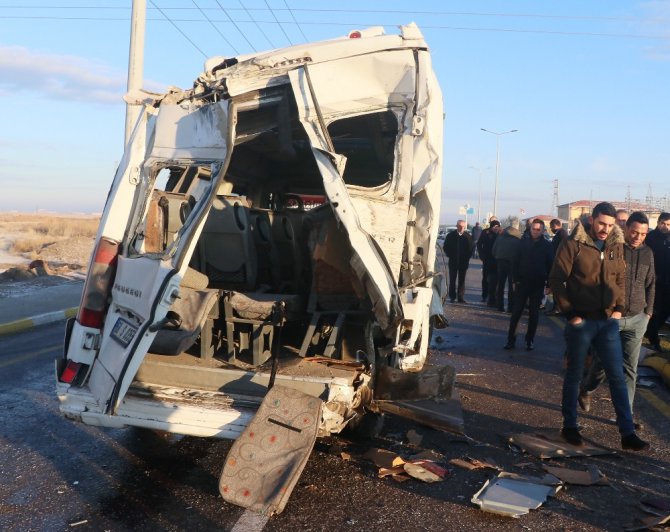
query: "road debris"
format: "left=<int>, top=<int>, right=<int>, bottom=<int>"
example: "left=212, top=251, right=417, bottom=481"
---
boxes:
left=471, top=472, right=562, bottom=518
left=449, top=456, right=501, bottom=471
left=542, top=464, right=608, bottom=486
left=506, top=432, right=613, bottom=459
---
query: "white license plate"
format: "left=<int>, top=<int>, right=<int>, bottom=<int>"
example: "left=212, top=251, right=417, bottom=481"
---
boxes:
left=110, top=318, right=138, bottom=347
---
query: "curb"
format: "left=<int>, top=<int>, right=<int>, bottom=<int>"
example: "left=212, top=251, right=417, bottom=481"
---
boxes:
left=0, top=307, right=78, bottom=336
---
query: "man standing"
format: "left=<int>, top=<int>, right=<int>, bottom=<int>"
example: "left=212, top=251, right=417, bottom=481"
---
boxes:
left=616, top=209, right=629, bottom=230
left=549, top=218, right=567, bottom=255
left=443, top=220, right=474, bottom=303
left=579, top=212, right=655, bottom=422
left=549, top=202, right=648, bottom=451
left=493, top=225, right=522, bottom=312
left=505, top=219, right=554, bottom=350
left=645, top=212, right=670, bottom=352
left=477, top=219, right=501, bottom=306
left=471, top=222, right=482, bottom=258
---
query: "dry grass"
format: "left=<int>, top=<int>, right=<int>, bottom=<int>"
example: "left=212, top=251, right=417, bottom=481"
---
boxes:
left=0, top=213, right=99, bottom=255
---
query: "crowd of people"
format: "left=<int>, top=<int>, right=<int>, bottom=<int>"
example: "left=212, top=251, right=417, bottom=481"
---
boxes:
left=441, top=203, right=670, bottom=452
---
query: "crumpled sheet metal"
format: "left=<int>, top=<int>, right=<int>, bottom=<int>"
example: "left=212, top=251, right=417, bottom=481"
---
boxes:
left=506, top=432, right=614, bottom=459
left=471, top=472, right=562, bottom=518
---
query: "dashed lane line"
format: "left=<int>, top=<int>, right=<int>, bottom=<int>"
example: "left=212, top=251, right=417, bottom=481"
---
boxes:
left=638, top=388, right=670, bottom=419
left=0, top=345, right=61, bottom=369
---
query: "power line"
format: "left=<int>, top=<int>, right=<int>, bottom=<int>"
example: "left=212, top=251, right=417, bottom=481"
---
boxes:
left=214, top=0, right=257, bottom=52
left=264, top=0, right=293, bottom=46
left=283, top=0, right=308, bottom=42
left=238, top=0, right=275, bottom=49
left=149, top=0, right=207, bottom=59
left=191, top=0, right=239, bottom=55
left=2, top=5, right=665, bottom=23
left=1, top=14, right=668, bottom=42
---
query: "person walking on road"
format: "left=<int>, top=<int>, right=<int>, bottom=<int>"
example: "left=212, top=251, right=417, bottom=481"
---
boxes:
left=644, top=212, right=670, bottom=352
left=477, top=219, right=501, bottom=306
left=548, top=202, right=648, bottom=451
left=505, top=219, right=553, bottom=350
left=443, top=220, right=474, bottom=303
left=579, top=211, right=655, bottom=424
left=493, top=225, right=522, bottom=312
left=471, top=222, right=482, bottom=258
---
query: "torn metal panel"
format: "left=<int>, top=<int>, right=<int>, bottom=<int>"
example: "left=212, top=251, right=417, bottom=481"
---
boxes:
left=542, top=464, right=608, bottom=486
left=472, top=472, right=562, bottom=518
left=375, top=387, right=464, bottom=435
left=506, top=432, right=614, bottom=459
left=374, top=364, right=454, bottom=401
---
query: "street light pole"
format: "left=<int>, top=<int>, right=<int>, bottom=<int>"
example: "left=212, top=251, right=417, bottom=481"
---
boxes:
left=469, top=165, right=490, bottom=224
left=480, top=128, right=518, bottom=217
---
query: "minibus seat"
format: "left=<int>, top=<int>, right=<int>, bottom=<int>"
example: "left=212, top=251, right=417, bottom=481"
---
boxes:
left=149, top=268, right=221, bottom=358
left=199, top=196, right=257, bottom=290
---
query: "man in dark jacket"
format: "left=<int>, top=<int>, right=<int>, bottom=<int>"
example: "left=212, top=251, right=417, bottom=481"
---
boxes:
left=644, top=212, right=670, bottom=351
left=579, top=211, right=655, bottom=421
left=493, top=225, right=522, bottom=312
left=476, top=219, right=501, bottom=306
left=504, top=219, right=553, bottom=350
left=443, top=219, right=474, bottom=303
left=549, top=218, right=567, bottom=255
left=548, top=202, right=648, bottom=451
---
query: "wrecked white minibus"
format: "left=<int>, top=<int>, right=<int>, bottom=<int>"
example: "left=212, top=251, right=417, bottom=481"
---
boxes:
left=56, top=23, right=449, bottom=511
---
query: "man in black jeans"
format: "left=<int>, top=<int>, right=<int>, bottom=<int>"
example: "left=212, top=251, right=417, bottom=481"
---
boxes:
left=477, top=219, right=501, bottom=306
left=504, top=219, right=553, bottom=350
left=645, top=212, right=670, bottom=352
left=443, top=219, right=474, bottom=303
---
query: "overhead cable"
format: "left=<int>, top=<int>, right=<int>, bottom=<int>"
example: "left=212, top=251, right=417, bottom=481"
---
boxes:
left=283, top=0, right=308, bottom=42
left=191, top=0, right=239, bottom=54
left=149, top=0, right=207, bottom=58
left=239, top=0, right=275, bottom=49
left=264, top=0, right=293, bottom=46
left=214, top=0, right=257, bottom=52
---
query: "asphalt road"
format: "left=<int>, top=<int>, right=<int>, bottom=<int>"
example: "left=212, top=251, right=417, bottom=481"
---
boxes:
left=1, top=261, right=669, bottom=531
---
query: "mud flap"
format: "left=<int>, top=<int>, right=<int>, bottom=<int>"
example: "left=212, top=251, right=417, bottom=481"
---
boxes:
left=373, top=364, right=465, bottom=434
left=219, top=385, right=323, bottom=515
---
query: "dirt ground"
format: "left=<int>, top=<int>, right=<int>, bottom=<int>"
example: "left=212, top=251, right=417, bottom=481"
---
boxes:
left=0, top=214, right=95, bottom=289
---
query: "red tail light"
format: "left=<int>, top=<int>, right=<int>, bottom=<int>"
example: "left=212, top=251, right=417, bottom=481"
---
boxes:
left=59, top=360, right=82, bottom=383
left=76, top=237, right=119, bottom=329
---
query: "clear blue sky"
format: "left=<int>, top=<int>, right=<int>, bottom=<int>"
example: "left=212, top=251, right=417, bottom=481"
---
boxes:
left=1, top=1, right=669, bottom=223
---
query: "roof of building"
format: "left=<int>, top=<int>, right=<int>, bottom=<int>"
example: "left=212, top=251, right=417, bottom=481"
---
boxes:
left=557, top=200, right=658, bottom=211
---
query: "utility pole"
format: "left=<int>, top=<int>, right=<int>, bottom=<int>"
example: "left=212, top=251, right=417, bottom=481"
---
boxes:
left=125, top=0, right=147, bottom=145
left=551, top=179, right=559, bottom=217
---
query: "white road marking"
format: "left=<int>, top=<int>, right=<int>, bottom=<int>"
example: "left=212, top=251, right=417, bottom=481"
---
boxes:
left=230, top=509, right=269, bottom=532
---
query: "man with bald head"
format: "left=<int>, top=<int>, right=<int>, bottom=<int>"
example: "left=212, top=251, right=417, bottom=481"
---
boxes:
left=443, top=219, right=474, bottom=303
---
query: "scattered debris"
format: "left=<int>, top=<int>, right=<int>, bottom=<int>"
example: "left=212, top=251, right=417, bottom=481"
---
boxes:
left=640, top=495, right=670, bottom=515
left=403, top=461, right=445, bottom=483
left=449, top=456, right=501, bottom=471
left=364, top=447, right=447, bottom=483
left=625, top=514, right=670, bottom=531
left=406, top=429, right=423, bottom=446
left=506, top=432, right=613, bottom=459
left=69, top=520, right=88, bottom=528
left=363, top=448, right=405, bottom=469
left=471, top=472, right=562, bottom=518
left=542, top=464, right=608, bottom=486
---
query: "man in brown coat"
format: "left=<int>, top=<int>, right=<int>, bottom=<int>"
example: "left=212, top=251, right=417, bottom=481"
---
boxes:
left=548, top=202, right=648, bottom=451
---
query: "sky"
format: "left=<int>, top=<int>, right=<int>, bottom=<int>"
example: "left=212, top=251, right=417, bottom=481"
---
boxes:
left=0, top=1, right=669, bottom=223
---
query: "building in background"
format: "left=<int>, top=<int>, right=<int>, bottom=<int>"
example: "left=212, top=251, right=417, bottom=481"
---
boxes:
left=558, top=200, right=661, bottom=229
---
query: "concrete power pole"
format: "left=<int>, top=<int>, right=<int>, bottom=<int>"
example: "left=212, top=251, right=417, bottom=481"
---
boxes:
left=551, top=179, right=559, bottom=217
left=125, top=0, right=147, bottom=145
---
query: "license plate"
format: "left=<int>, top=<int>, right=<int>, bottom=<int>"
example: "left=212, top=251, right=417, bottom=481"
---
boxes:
left=110, top=318, right=138, bottom=348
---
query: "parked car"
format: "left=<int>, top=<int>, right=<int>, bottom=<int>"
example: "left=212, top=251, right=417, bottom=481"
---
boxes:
left=56, top=24, right=446, bottom=452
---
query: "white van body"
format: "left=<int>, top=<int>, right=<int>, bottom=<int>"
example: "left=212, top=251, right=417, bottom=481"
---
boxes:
left=56, top=23, right=445, bottom=440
